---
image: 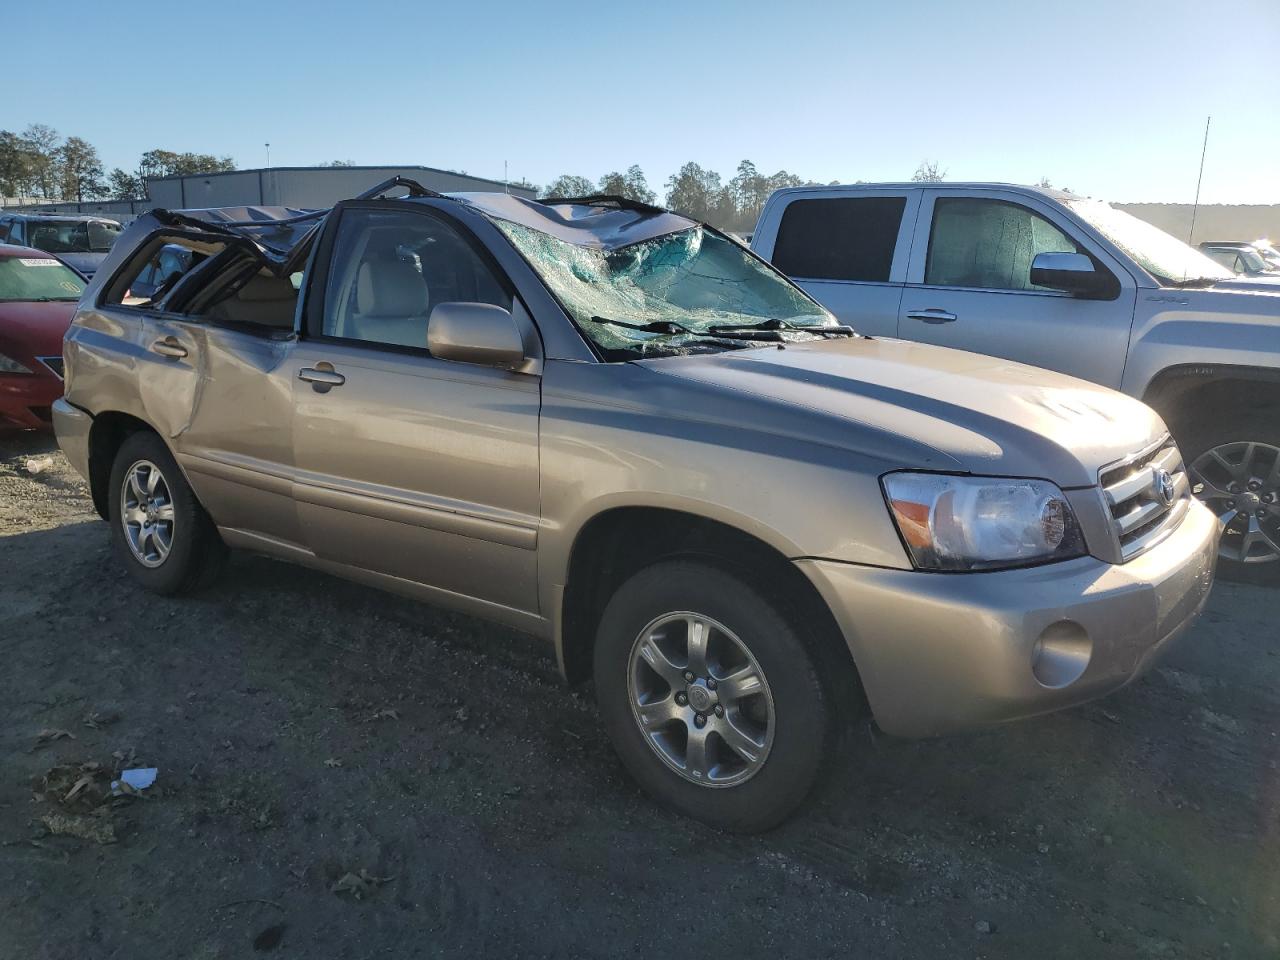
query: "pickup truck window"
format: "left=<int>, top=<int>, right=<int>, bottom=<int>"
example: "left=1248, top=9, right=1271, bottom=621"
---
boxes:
left=924, top=198, right=1077, bottom=292
left=321, top=208, right=511, bottom=350
left=772, top=197, right=905, bottom=283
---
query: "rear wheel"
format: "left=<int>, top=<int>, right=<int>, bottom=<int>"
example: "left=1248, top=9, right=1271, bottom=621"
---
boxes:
left=593, top=560, right=838, bottom=832
left=1181, top=412, right=1280, bottom=576
left=108, top=431, right=226, bottom=594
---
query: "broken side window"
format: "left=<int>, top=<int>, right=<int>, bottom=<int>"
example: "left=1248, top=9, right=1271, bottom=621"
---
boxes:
left=104, top=236, right=227, bottom=308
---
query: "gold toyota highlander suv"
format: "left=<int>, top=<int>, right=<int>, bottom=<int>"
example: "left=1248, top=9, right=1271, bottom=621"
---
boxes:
left=53, top=179, right=1220, bottom=830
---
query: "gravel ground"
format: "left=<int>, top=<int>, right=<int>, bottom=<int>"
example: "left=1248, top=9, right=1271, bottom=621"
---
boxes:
left=2, top=432, right=1279, bottom=959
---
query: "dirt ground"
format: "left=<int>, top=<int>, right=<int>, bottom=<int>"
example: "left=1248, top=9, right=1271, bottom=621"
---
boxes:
left=2, top=433, right=1279, bottom=960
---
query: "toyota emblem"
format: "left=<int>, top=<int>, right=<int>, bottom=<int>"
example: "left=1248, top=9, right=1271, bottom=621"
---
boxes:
left=1154, top=468, right=1176, bottom=506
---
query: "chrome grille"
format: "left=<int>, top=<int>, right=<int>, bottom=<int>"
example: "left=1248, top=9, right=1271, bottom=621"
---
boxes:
left=37, top=356, right=64, bottom=379
left=1100, top=436, right=1190, bottom=561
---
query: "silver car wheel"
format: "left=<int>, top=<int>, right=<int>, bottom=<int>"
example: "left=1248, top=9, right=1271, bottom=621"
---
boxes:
left=120, top=459, right=176, bottom=569
left=1190, top=441, right=1280, bottom=563
left=627, top=611, right=776, bottom=788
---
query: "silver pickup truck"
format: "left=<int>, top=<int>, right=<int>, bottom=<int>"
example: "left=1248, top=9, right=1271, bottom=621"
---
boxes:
left=752, top=183, right=1280, bottom=571
left=54, top=184, right=1217, bottom=830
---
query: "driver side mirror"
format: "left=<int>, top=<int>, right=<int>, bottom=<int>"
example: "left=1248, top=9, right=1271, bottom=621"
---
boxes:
left=1030, top=252, right=1114, bottom=299
left=427, top=302, right=528, bottom=369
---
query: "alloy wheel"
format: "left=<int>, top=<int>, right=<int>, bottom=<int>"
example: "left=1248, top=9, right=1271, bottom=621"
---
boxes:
left=120, top=459, right=176, bottom=568
left=627, top=611, right=775, bottom=788
left=1189, top=441, right=1280, bottom=563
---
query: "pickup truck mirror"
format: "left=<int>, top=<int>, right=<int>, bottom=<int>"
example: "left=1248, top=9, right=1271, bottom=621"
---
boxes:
left=427, top=302, right=527, bottom=369
left=1030, top=252, right=1112, bottom=298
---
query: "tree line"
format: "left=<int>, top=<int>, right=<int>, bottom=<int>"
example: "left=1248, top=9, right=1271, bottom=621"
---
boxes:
left=1, top=121, right=975, bottom=228
left=542, top=161, right=815, bottom=233
left=0, top=124, right=235, bottom=203
left=541, top=158, right=959, bottom=232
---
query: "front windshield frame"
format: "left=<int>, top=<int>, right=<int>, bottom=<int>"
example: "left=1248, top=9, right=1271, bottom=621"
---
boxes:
left=493, top=218, right=842, bottom=361
left=0, top=255, right=87, bottom=302
left=1065, top=199, right=1233, bottom=285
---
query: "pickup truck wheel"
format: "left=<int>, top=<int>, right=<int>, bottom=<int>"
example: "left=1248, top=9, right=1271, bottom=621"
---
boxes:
left=108, top=431, right=226, bottom=595
left=594, top=560, right=833, bottom=832
left=1181, top=414, right=1280, bottom=574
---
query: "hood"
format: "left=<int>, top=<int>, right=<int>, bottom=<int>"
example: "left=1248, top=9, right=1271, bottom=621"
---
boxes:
left=640, top=336, right=1165, bottom=488
left=1210, top=275, right=1280, bottom=294
left=0, top=299, right=77, bottom=361
left=56, top=251, right=106, bottom=277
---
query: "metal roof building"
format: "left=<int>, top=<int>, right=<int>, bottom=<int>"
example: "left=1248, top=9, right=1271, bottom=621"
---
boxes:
left=146, top=164, right=535, bottom=210
left=0, top=165, right=536, bottom=221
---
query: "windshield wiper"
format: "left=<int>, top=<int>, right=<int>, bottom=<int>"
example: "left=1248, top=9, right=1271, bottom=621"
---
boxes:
left=707, top=318, right=856, bottom=338
left=589, top=315, right=785, bottom=342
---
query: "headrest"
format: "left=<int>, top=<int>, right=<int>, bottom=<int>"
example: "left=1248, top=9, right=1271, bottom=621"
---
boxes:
left=237, top=275, right=297, bottom=302
left=357, top=258, right=428, bottom=317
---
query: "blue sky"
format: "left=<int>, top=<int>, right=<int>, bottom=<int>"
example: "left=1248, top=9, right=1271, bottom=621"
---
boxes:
left=6, top=0, right=1278, bottom=203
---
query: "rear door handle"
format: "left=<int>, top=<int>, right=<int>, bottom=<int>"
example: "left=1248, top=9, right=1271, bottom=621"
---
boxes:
left=905, top=309, right=958, bottom=324
left=298, top=365, right=346, bottom=388
left=150, top=336, right=188, bottom=358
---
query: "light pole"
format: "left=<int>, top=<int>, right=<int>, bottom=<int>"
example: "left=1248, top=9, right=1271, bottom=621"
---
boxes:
left=265, top=143, right=271, bottom=168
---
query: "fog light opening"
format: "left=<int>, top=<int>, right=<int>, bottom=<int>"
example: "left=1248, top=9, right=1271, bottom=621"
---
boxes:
left=1031, top=621, right=1092, bottom=689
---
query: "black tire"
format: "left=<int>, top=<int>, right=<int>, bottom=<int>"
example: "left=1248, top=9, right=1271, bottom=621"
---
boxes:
left=1177, top=410, right=1280, bottom=583
left=107, top=430, right=227, bottom=595
left=593, top=559, right=838, bottom=832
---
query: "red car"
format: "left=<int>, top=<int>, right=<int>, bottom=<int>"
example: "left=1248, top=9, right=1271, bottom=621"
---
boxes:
left=0, top=244, right=86, bottom=432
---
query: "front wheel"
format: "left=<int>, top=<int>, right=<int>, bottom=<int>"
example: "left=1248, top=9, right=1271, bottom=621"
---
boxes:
left=1181, top=412, right=1280, bottom=576
left=593, top=560, right=838, bottom=832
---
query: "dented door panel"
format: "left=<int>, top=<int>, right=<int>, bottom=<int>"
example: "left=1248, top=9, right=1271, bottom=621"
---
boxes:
left=140, top=317, right=302, bottom=547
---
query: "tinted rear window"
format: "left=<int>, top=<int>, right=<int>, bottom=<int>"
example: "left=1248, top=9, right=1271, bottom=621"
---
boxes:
left=771, top=196, right=906, bottom=282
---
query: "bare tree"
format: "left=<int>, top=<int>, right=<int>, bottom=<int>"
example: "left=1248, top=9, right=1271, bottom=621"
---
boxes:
left=910, top=159, right=946, bottom=182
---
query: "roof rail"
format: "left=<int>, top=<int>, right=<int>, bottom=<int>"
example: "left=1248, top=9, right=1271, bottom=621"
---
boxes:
left=354, top=176, right=445, bottom=201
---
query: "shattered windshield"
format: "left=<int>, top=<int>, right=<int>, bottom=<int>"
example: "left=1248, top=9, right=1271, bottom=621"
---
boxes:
left=1065, top=199, right=1232, bottom=285
left=495, top=219, right=840, bottom=359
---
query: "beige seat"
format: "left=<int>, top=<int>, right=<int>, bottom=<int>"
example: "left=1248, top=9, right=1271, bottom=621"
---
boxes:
left=206, top=275, right=297, bottom=329
left=349, top=258, right=429, bottom=347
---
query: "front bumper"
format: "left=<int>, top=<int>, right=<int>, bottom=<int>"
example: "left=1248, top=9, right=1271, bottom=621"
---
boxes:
left=0, top=372, right=61, bottom=431
left=798, top=499, right=1219, bottom=737
left=51, top=397, right=92, bottom=482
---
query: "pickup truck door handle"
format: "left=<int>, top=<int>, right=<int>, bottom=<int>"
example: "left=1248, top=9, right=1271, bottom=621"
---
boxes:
left=906, top=309, right=958, bottom=324
left=298, top=365, right=346, bottom=388
left=150, top=337, right=188, bottom=358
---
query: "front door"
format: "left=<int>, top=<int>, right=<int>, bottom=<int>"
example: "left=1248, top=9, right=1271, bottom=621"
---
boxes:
left=290, top=203, right=542, bottom=616
left=898, top=190, right=1137, bottom=389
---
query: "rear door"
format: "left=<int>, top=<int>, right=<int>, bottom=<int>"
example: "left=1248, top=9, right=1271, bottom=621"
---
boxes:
left=755, top=189, right=919, bottom=336
left=289, top=201, right=542, bottom=616
left=898, top=188, right=1137, bottom=388
left=89, top=231, right=305, bottom=547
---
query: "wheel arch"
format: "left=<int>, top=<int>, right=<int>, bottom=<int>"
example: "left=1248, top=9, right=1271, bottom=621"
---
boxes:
left=1142, top=364, right=1280, bottom=433
left=86, top=411, right=162, bottom=520
left=556, top=505, right=864, bottom=709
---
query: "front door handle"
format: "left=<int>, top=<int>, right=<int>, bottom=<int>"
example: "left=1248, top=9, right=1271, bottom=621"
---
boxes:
left=298, top=364, right=346, bottom=389
left=905, top=309, right=958, bottom=324
left=150, top=336, right=188, bottom=358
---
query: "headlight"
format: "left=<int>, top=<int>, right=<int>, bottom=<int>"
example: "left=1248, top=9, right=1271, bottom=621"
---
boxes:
left=0, top=353, right=33, bottom=374
left=882, top=472, right=1087, bottom=571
